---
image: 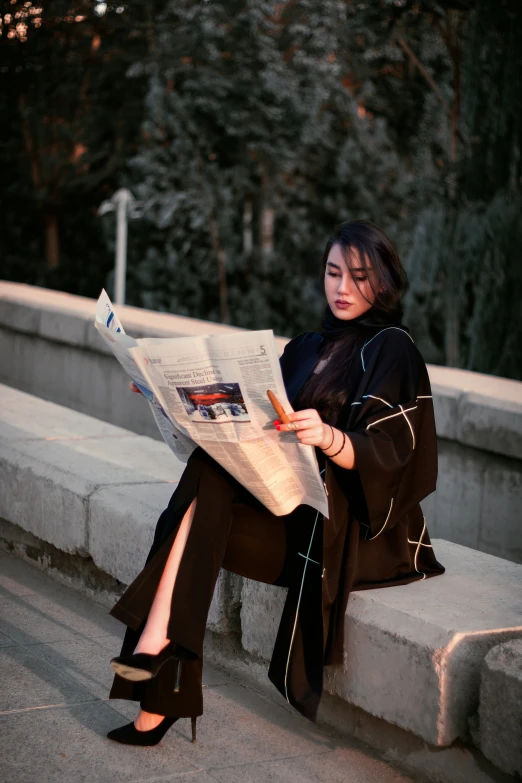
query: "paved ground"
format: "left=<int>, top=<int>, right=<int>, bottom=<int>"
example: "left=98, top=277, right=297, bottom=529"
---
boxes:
left=0, top=549, right=416, bottom=783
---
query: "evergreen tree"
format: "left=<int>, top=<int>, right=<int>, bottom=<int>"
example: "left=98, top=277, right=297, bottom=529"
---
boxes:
left=337, top=0, right=522, bottom=378
left=124, top=0, right=348, bottom=334
left=0, top=1, right=150, bottom=293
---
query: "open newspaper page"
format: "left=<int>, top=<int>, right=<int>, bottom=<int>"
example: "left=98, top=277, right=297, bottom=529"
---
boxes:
left=94, top=290, right=196, bottom=461
left=130, top=331, right=328, bottom=517
left=93, top=290, right=328, bottom=517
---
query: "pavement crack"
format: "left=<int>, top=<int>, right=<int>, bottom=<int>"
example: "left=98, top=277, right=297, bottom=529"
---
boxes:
left=0, top=697, right=103, bottom=715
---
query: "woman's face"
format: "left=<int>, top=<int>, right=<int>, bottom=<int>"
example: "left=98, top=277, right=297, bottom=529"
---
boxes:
left=324, top=243, right=376, bottom=320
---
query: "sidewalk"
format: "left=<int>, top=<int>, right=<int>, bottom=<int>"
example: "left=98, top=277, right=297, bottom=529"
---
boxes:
left=0, top=549, right=414, bottom=783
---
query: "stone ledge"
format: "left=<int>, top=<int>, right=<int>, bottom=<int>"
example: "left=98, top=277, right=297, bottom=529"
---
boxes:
left=1, top=382, right=521, bottom=765
left=0, top=382, right=239, bottom=635
left=430, top=367, right=522, bottom=459
left=2, top=280, right=521, bottom=459
left=0, top=281, right=290, bottom=356
left=0, top=381, right=185, bottom=554
left=241, top=543, right=522, bottom=748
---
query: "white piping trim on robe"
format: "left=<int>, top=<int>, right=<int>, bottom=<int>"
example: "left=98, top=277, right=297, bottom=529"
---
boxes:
left=353, top=394, right=431, bottom=409
left=408, top=538, right=432, bottom=547
left=284, top=510, right=320, bottom=703
left=360, top=327, right=414, bottom=371
left=366, top=497, right=394, bottom=541
left=362, top=394, right=394, bottom=408
left=298, top=552, right=321, bottom=566
left=366, top=405, right=417, bottom=431
left=409, top=517, right=428, bottom=579
left=399, top=404, right=415, bottom=449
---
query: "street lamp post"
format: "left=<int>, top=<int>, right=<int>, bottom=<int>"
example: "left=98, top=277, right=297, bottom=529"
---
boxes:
left=98, top=189, right=142, bottom=306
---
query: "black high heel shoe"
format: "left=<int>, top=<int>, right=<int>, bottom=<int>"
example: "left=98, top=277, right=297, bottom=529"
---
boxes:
left=110, top=641, right=195, bottom=693
left=107, top=715, right=198, bottom=746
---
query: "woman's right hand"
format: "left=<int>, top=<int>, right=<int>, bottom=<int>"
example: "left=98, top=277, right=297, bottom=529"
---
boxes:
left=128, top=381, right=143, bottom=395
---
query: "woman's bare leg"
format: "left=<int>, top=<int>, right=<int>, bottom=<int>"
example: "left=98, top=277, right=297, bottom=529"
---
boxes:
left=133, top=498, right=197, bottom=730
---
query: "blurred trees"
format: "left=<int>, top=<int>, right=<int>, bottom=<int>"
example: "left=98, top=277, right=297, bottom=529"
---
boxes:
left=124, top=0, right=346, bottom=335
left=0, top=0, right=520, bottom=378
left=0, top=0, right=151, bottom=290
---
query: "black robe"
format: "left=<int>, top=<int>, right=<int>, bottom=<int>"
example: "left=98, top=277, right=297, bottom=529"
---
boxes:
left=266, top=323, right=445, bottom=720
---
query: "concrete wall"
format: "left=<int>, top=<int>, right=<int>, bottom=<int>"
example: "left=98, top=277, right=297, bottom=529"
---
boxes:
left=1, top=382, right=521, bottom=780
left=1, top=281, right=521, bottom=564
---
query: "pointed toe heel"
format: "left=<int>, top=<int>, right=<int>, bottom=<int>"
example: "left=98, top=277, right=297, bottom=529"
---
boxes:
left=106, top=715, right=198, bottom=746
left=106, top=715, right=178, bottom=746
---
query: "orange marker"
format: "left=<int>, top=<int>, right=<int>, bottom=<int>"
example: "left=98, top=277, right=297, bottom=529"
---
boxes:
left=267, top=390, right=291, bottom=424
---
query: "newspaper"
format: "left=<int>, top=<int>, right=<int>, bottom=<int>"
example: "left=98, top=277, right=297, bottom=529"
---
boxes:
left=94, top=290, right=328, bottom=517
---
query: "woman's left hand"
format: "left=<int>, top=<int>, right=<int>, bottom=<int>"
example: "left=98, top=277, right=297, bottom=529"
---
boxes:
left=275, top=408, right=331, bottom=448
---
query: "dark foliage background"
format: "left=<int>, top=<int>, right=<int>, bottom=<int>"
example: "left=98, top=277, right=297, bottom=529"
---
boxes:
left=0, top=0, right=520, bottom=378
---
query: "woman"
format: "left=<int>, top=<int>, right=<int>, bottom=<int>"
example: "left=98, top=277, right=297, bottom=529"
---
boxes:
left=106, top=219, right=445, bottom=746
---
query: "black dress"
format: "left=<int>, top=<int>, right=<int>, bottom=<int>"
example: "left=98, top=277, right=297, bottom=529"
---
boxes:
left=107, top=309, right=445, bottom=722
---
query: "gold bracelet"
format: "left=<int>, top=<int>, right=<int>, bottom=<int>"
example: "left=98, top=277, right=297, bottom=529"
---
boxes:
left=327, top=431, right=346, bottom=459
left=319, top=425, right=335, bottom=451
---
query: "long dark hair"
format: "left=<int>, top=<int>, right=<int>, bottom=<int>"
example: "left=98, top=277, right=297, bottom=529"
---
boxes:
left=298, top=220, right=410, bottom=425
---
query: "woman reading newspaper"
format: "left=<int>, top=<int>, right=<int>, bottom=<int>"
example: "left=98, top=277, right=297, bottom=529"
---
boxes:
left=106, top=219, right=445, bottom=746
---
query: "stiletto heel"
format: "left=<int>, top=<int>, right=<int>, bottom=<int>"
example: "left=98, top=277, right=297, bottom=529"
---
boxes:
left=173, top=659, right=183, bottom=692
left=191, top=716, right=197, bottom=743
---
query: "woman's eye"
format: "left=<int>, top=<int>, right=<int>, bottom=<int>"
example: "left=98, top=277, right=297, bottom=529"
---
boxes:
left=354, top=276, right=367, bottom=282
left=327, top=272, right=340, bottom=278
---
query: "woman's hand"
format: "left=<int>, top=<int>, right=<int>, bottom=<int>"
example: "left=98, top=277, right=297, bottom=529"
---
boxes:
left=128, top=381, right=143, bottom=395
left=274, top=408, right=331, bottom=448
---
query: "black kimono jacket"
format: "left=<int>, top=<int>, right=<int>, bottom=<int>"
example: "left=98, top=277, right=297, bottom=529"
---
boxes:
left=267, top=322, right=445, bottom=722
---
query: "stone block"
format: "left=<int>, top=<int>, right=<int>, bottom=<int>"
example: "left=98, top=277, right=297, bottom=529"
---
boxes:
left=458, top=391, right=522, bottom=461
left=428, top=364, right=522, bottom=459
left=0, top=382, right=132, bottom=442
left=0, top=385, right=186, bottom=555
left=34, top=337, right=98, bottom=411
left=0, top=444, right=91, bottom=553
left=88, top=481, right=176, bottom=584
left=430, top=381, right=459, bottom=440
left=323, top=540, right=522, bottom=747
left=38, top=304, right=94, bottom=348
left=5, top=431, right=184, bottom=488
left=0, top=297, right=40, bottom=334
left=479, top=461, right=522, bottom=563
left=207, top=570, right=243, bottom=635
left=478, top=639, right=522, bottom=776
left=424, top=442, right=484, bottom=550
left=0, top=330, right=35, bottom=391
left=240, top=580, right=287, bottom=661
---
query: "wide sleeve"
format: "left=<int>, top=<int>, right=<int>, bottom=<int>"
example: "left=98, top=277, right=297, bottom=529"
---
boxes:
left=334, top=330, right=437, bottom=540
